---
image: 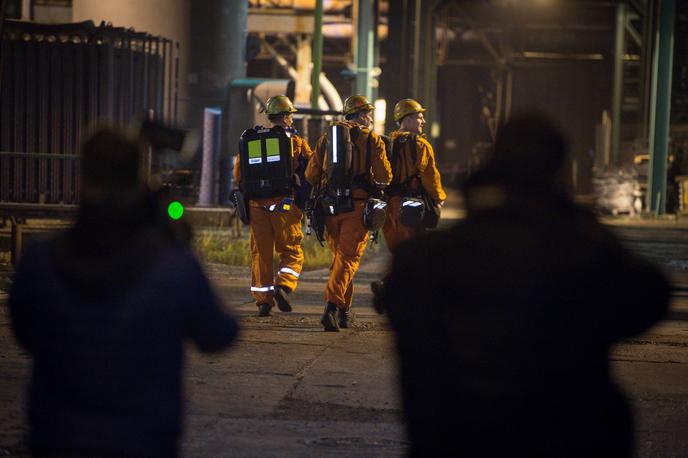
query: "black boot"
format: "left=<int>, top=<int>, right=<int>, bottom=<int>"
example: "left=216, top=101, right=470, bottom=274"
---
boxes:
left=370, top=280, right=385, bottom=314
left=321, top=302, right=340, bottom=332
left=274, top=285, right=293, bottom=312
left=258, top=303, right=272, bottom=317
left=337, top=308, right=351, bottom=329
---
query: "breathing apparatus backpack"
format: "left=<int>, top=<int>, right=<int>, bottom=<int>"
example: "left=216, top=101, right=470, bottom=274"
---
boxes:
left=238, top=125, right=294, bottom=199
left=319, top=122, right=361, bottom=215
left=390, top=134, right=441, bottom=229
left=313, top=122, right=387, bottom=232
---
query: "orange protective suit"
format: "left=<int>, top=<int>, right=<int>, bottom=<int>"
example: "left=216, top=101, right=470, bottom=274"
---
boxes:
left=233, top=133, right=313, bottom=307
left=382, top=131, right=446, bottom=254
left=305, top=122, right=392, bottom=310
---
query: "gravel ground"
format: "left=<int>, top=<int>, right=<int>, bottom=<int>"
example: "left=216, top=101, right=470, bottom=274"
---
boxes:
left=1, top=216, right=687, bottom=457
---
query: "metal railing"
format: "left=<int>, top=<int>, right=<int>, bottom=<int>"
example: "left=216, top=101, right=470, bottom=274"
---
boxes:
left=0, top=19, right=178, bottom=205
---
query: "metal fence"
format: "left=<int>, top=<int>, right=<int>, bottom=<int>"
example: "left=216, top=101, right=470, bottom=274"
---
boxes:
left=0, top=20, right=178, bottom=204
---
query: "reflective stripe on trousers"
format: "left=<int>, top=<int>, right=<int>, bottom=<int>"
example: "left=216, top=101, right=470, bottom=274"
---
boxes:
left=249, top=203, right=304, bottom=306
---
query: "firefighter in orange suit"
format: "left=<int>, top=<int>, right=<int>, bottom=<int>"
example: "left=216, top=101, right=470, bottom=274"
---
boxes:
left=382, top=99, right=446, bottom=253
left=370, top=99, right=446, bottom=314
left=306, top=95, right=392, bottom=332
left=233, top=95, right=313, bottom=317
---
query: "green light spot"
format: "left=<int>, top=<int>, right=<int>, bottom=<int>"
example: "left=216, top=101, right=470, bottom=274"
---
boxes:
left=168, top=201, right=184, bottom=220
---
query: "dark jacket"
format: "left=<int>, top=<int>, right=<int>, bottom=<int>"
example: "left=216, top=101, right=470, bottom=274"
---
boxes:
left=8, top=206, right=238, bottom=458
left=385, top=170, right=670, bottom=458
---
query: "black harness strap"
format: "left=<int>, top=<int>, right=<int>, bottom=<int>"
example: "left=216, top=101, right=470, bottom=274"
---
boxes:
left=388, top=133, right=420, bottom=196
left=351, top=128, right=374, bottom=193
left=365, top=129, right=372, bottom=175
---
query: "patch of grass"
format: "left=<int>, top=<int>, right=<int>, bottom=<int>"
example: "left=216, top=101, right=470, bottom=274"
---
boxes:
left=193, top=229, right=386, bottom=270
left=194, top=233, right=254, bottom=267
left=299, top=235, right=333, bottom=270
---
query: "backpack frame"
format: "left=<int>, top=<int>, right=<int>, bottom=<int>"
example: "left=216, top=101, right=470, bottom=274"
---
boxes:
left=238, top=125, right=294, bottom=199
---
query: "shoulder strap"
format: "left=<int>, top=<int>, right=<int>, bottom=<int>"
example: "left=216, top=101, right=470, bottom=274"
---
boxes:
left=350, top=125, right=361, bottom=144
left=408, top=133, right=418, bottom=165
left=314, top=135, right=328, bottom=194
left=391, top=137, right=403, bottom=185
left=365, top=130, right=372, bottom=174
left=400, top=134, right=421, bottom=190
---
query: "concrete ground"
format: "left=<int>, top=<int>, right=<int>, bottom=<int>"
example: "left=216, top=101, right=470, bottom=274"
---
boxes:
left=1, top=193, right=688, bottom=457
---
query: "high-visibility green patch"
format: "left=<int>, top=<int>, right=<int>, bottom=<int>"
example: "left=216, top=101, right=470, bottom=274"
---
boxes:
left=266, top=138, right=281, bottom=162
left=248, top=139, right=263, bottom=165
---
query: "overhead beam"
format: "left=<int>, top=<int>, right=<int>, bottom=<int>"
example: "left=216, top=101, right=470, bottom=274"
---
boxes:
left=247, top=11, right=315, bottom=34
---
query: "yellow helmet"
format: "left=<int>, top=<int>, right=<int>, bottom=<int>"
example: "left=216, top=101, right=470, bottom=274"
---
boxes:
left=343, top=95, right=375, bottom=116
left=264, top=95, right=297, bottom=115
left=394, top=98, right=426, bottom=122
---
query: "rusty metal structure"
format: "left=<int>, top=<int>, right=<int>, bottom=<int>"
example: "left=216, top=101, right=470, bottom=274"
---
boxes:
left=0, top=19, right=178, bottom=205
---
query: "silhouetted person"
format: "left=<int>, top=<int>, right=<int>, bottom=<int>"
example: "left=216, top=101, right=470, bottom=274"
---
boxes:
left=8, top=127, right=238, bottom=458
left=383, top=114, right=670, bottom=457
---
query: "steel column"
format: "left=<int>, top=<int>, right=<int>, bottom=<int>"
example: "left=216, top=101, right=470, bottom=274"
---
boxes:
left=0, top=0, right=7, bottom=97
left=647, top=0, right=675, bottom=215
left=611, top=2, right=627, bottom=165
left=208, top=0, right=247, bottom=203
left=423, top=5, right=438, bottom=142
left=354, top=0, right=375, bottom=100
left=639, top=0, right=656, bottom=141
left=310, top=0, right=324, bottom=110
left=412, top=0, right=421, bottom=98
left=198, top=108, right=222, bottom=206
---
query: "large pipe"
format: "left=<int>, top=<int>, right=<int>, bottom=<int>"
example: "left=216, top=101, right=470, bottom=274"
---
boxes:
left=0, top=0, right=9, bottom=98
left=311, top=0, right=324, bottom=110
left=355, top=0, right=375, bottom=100
left=647, top=0, right=676, bottom=215
left=639, top=0, right=656, bottom=141
left=319, top=73, right=343, bottom=111
left=188, top=0, right=247, bottom=128
left=611, top=2, right=627, bottom=165
left=198, top=108, right=222, bottom=206
left=412, top=0, right=421, bottom=98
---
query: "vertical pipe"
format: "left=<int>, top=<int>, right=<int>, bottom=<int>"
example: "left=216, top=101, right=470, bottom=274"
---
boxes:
left=494, top=71, right=503, bottom=136
left=400, top=0, right=409, bottom=95
left=412, top=0, right=421, bottom=98
left=372, top=0, right=381, bottom=102
left=199, top=108, right=222, bottom=206
left=381, top=0, right=406, bottom=132
left=0, top=0, right=7, bottom=98
left=14, top=37, right=25, bottom=202
left=647, top=0, right=675, bottom=215
left=424, top=6, right=438, bottom=143
left=174, top=41, right=179, bottom=126
left=211, top=0, right=248, bottom=203
left=0, top=30, right=11, bottom=202
left=21, top=0, right=31, bottom=20
left=166, top=39, right=172, bottom=122
left=611, top=2, right=627, bottom=165
left=505, top=69, right=513, bottom=123
left=640, top=0, right=656, bottom=142
left=311, top=0, right=323, bottom=110
left=355, top=0, right=374, bottom=100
